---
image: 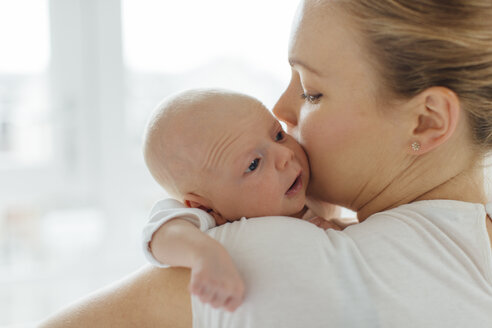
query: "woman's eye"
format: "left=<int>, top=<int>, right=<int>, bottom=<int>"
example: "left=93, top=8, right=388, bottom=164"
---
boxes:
left=301, top=93, right=322, bottom=104
left=245, top=158, right=260, bottom=173
left=275, top=131, right=285, bottom=141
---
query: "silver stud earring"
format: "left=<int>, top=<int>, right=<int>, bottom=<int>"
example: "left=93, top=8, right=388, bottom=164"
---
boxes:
left=411, top=142, right=421, bottom=152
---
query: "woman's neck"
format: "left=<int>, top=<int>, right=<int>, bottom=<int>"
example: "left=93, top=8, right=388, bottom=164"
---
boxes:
left=356, top=160, right=487, bottom=222
left=414, top=166, right=487, bottom=204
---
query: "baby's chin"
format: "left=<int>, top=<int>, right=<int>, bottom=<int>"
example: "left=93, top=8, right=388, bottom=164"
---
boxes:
left=280, top=196, right=308, bottom=218
left=290, top=205, right=309, bottom=219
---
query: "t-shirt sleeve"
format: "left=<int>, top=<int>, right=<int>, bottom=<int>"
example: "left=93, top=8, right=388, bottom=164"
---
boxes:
left=141, top=198, right=217, bottom=268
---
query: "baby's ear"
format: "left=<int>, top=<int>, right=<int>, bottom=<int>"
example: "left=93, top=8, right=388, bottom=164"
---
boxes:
left=183, top=193, right=211, bottom=211
left=185, top=200, right=203, bottom=209
left=183, top=193, right=228, bottom=225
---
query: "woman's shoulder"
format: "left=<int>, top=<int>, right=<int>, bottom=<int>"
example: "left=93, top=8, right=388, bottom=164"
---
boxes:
left=346, top=199, right=488, bottom=248
left=357, top=199, right=487, bottom=238
left=199, top=217, right=378, bottom=327
left=196, top=209, right=492, bottom=327
left=345, top=199, right=492, bottom=285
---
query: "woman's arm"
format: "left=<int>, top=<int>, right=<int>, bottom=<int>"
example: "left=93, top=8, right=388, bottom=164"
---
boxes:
left=39, top=265, right=192, bottom=328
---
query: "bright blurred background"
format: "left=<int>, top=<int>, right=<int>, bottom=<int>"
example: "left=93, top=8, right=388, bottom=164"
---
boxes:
left=0, top=0, right=301, bottom=326
left=2, top=1, right=492, bottom=327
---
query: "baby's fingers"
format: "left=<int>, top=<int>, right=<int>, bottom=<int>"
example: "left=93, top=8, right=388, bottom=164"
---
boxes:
left=189, top=272, right=214, bottom=295
left=223, top=284, right=245, bottom=312
left=198, top=286, right=216, bottom=303
left=189, top=280, right=213, bottom=302
left=224, top=295, right=243, bottom=312
left=189, top=278, right=212, bottom=299
left=209, top=291, right=229, bottom=309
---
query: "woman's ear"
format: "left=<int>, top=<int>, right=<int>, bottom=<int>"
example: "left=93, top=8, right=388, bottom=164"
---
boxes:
left=183, top=193, right=228, bottom=225
left=409, top=87, right=460, bottom=154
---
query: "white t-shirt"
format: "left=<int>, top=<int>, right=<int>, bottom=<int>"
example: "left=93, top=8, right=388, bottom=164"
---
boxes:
left=190, top=200, right=492, bottom=328
left=142, top=198, right=319, bottom=268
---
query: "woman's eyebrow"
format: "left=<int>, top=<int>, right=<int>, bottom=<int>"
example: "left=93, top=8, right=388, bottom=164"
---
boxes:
left=289, top=57, right=322, bottom=76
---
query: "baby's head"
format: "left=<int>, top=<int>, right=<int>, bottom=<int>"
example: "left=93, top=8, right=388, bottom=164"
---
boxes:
left=144, top=88, right=310, bottom=223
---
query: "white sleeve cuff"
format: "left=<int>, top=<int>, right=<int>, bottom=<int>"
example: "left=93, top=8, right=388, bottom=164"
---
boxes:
left=141, top=198, right=217, bottom=268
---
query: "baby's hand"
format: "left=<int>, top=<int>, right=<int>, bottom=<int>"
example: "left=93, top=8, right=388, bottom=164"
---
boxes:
left=189, top=241, right=245, bottom=312
left=307, top=216, right=344, bottom=230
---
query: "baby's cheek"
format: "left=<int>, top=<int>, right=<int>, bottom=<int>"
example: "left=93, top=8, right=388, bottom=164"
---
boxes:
left=259, top=181, right=286, bottom=215
left=289, top=138, right=309, bottom=169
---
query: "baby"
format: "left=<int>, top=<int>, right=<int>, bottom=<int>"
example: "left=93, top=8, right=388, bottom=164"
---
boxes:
left=142, top=88, right=349, bottom=312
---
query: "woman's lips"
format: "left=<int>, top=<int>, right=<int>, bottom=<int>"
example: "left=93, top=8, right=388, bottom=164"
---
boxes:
left=286, top=172, right=303, bottom=196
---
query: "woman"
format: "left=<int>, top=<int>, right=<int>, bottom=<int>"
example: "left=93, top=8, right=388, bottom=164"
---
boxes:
left=41, top=0, right=492, bottom=327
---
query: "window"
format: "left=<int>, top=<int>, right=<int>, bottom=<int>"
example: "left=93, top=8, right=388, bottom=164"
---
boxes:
left=0, top=0, right=52, bottom=168
left=1, top=1, right=303, bottom=326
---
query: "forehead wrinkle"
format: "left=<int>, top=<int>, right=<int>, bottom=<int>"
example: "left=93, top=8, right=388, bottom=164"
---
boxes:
left=201, top=130, right=244, bottom=173
left=231, top=113, right=279, bottom=167
left=234, top=119, right=281, bottom=165
left=200, top=102, right=273, bottom=173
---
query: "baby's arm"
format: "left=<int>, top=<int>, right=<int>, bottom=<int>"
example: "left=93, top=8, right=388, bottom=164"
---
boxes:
left=150, top=218, right=244, bottom=311
left=143, top=199, right=244, bottom=311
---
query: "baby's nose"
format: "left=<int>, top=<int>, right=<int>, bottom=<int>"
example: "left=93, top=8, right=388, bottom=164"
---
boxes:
left=275, top=145, right=295, bottom=170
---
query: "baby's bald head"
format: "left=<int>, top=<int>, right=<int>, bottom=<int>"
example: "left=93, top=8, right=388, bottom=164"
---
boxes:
left=143, top=88, right=262, bottom=200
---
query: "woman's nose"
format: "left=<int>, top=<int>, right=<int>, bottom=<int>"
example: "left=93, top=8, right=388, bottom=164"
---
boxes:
left=275, top=145, right=295, bottom=170
left=272, top=88, right=299, bottom=129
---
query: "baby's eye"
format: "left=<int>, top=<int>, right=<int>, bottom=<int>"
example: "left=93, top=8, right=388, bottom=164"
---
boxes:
left=301, top=93, right=323, bottom=104
left=245, top=158, right=260, bottom=173
left=275, top=130, right=285, bottom=142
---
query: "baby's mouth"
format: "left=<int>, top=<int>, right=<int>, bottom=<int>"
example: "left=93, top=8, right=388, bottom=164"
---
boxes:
left=286, top=172, right=303, bottom=196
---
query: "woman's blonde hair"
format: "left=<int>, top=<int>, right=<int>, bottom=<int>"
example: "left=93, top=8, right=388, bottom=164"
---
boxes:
left=340, top=0, right=492, bottom=152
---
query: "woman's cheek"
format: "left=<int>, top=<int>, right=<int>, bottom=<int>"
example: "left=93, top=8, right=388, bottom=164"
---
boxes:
left=301, top=108, right=358, bottom=156
left=298, top=109, right=331, bottom=155
left=299, top=112, right=341, bottom=202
